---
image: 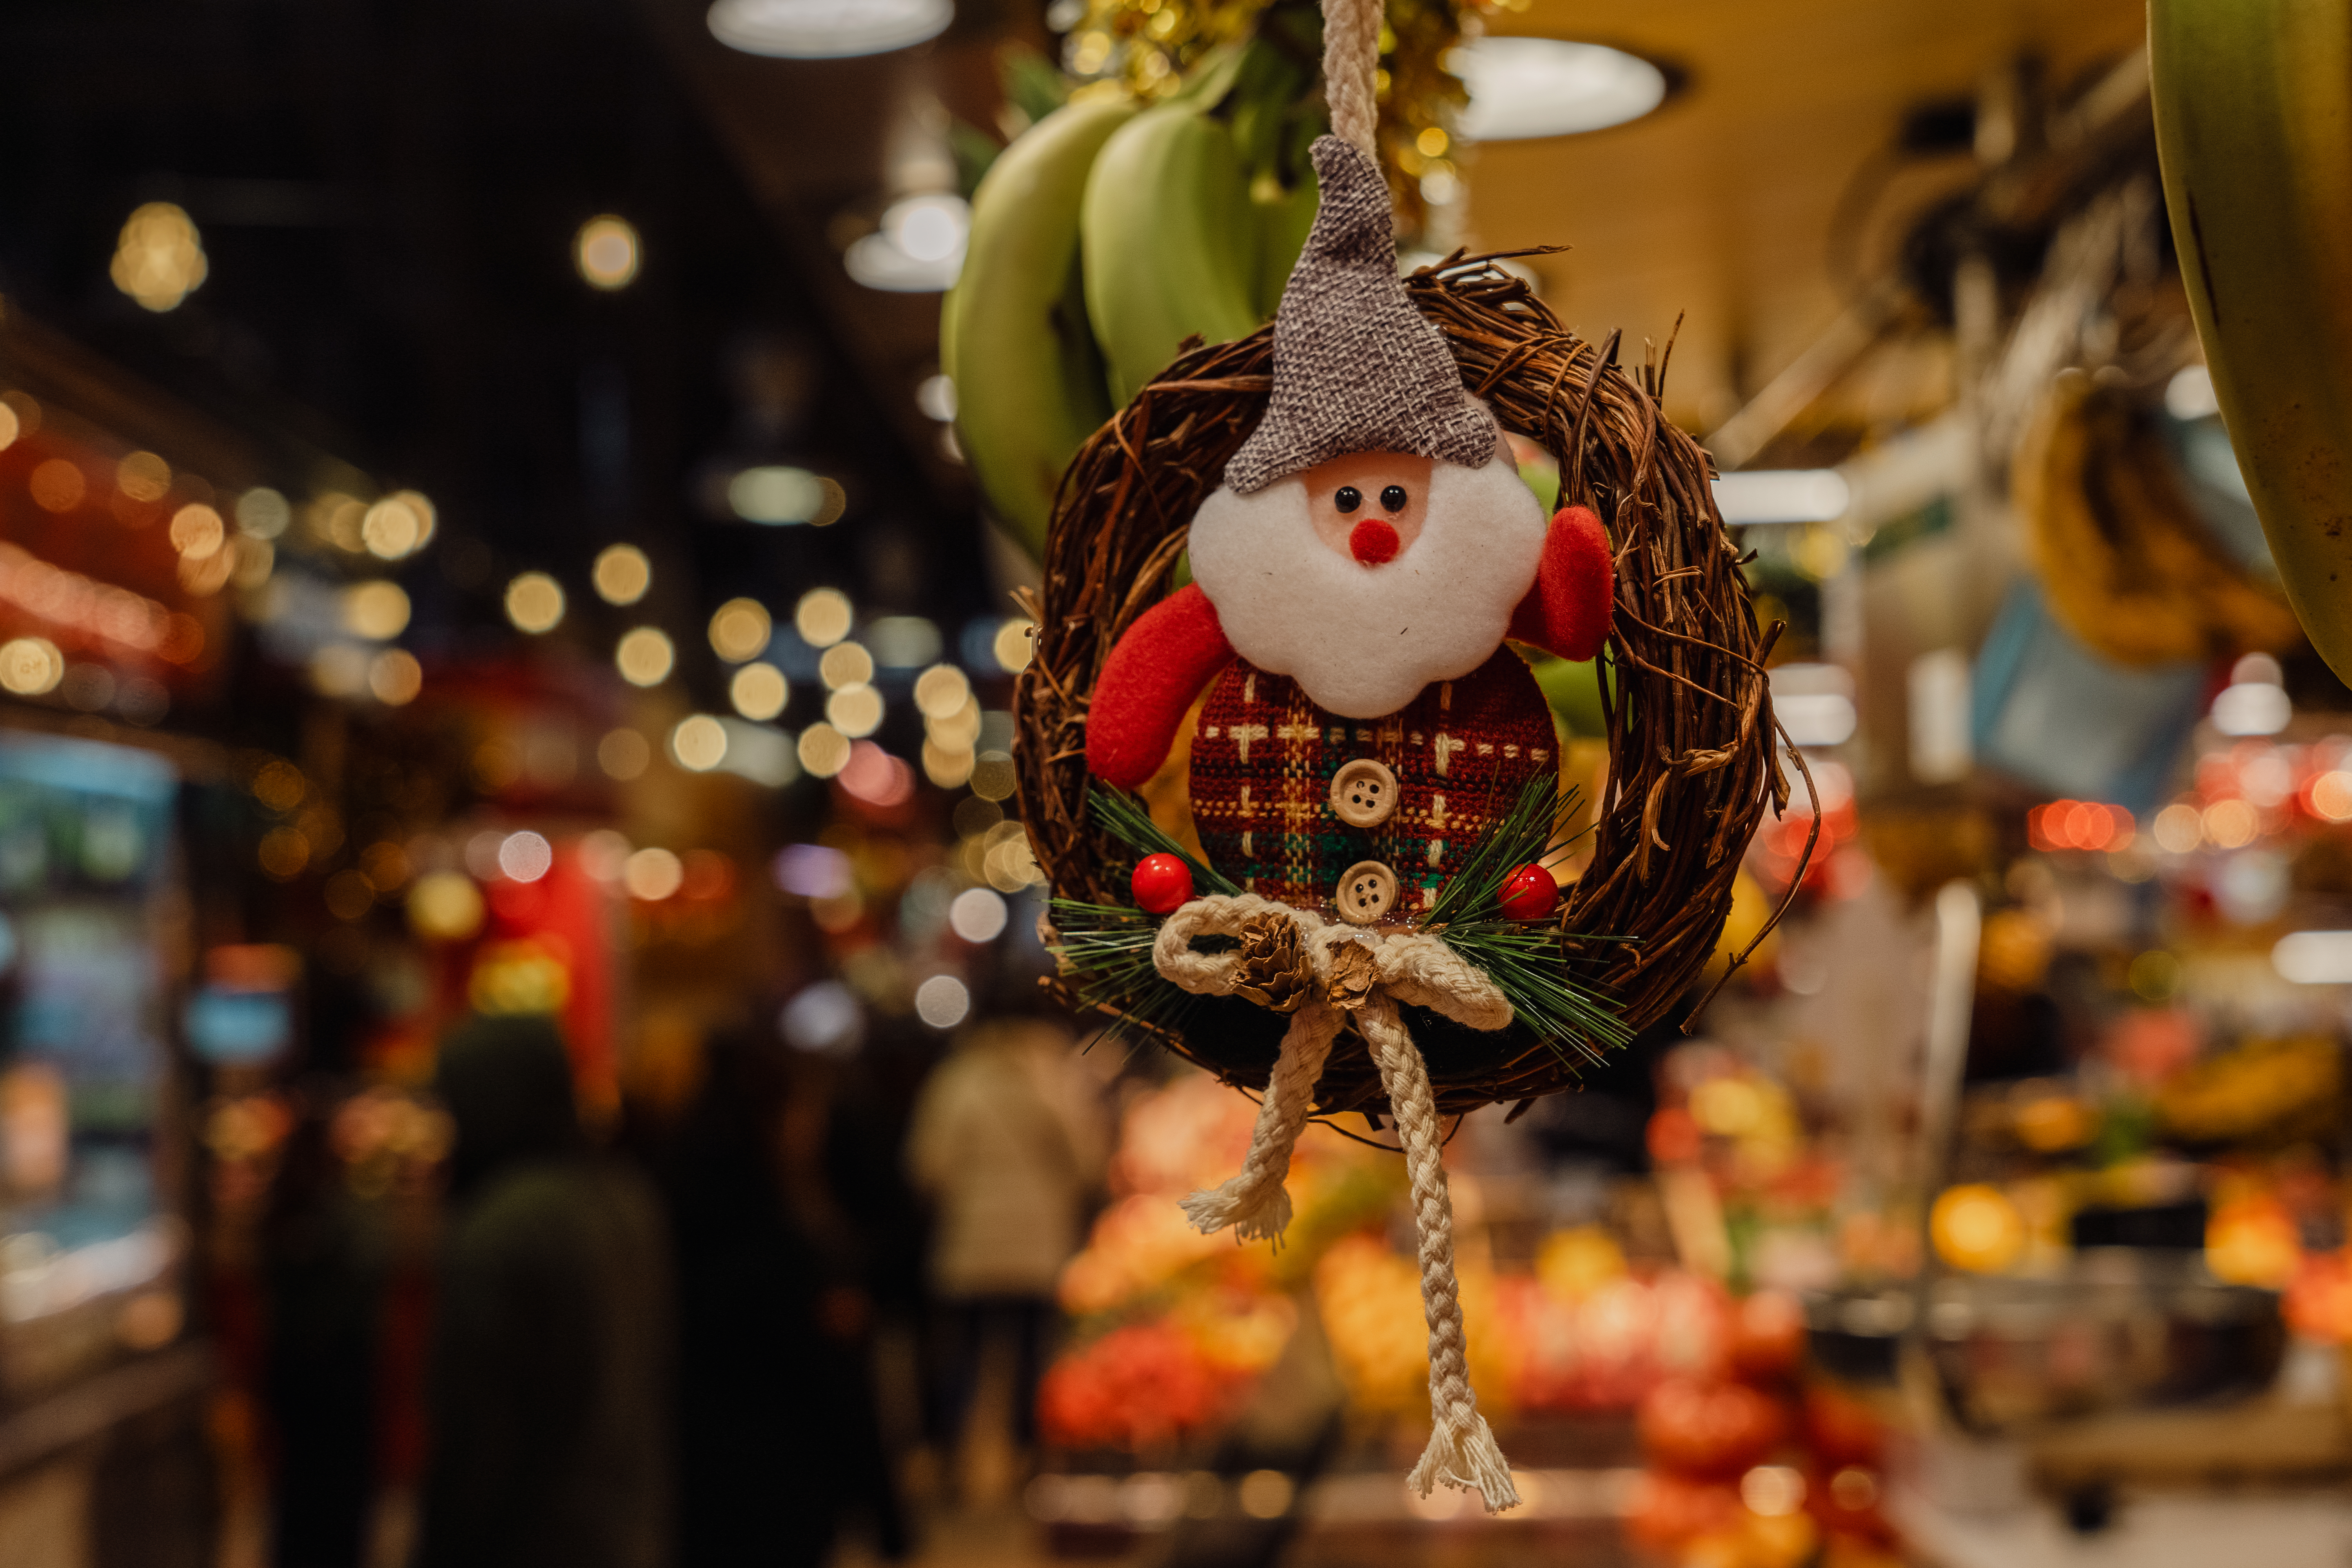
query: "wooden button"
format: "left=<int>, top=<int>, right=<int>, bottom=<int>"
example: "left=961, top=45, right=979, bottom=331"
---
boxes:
left=1328, top=758, right=1399, bottom=828
left=1335, top=860, right=1400, bottom=925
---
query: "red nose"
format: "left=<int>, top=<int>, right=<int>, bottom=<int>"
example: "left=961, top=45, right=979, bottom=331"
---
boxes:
left=1349, top=518, right=1400, bottom=565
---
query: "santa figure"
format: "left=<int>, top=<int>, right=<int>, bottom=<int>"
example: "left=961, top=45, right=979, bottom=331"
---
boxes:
left=1085, top=135, right=1615, bottom=919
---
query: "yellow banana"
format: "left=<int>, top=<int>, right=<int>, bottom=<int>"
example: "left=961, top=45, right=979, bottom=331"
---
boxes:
left=944, top=95, right=1135, bottom=560
left=1082, top=98, right=1265, bottom=407
left=2151, top=1, right=2352, bottom=681
left=2015, top=370, right=2301, bottom=666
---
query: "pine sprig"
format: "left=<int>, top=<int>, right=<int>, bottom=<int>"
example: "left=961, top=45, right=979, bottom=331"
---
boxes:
left=1424, top=768, right=1577, bottom=929
left=1047, top=898, right=1205, bottom=1044
left=1088, top=786, right=1241, bottom=898
left=1424, top=771, right=1632, bottom=1066
left=1066, top=775, right=1630, bottom=1072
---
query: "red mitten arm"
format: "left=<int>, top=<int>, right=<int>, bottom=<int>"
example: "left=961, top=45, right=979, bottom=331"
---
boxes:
left=1508, top=504, right=1615, bottom=662
left=1086, top=583, right=1235, bottom=790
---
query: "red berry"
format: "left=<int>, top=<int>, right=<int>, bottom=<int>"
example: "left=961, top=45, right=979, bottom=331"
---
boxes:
left=1500, top=863, right=1558, bottom=921
left=1131, top=853, right=1194, bottom=915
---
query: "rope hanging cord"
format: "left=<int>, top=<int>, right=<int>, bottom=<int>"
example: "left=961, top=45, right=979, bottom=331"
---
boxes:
left=1321, top=0, right=1382, bottom=160
left=1153, top=895, right=1523, bottom=1513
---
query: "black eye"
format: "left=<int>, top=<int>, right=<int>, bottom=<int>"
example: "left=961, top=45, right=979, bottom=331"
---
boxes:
left=1381, top=485, right=1408, bottom=512
left=1335, top=486, right=1362, bottom=514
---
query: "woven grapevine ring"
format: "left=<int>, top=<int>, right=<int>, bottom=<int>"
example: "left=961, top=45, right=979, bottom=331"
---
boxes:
left=1014, top=256, right=1814, bottom=1120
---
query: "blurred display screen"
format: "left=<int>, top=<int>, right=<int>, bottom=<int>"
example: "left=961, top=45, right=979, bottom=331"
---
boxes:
left=183, top=988, right=290, bottom=1065
left=0, top=732, right=180, bottom=1328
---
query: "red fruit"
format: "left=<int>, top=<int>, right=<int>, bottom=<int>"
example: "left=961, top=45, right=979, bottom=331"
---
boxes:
left=1802, top=1385, right=1884, bottom=1469
left=1500, top=863, right=1559, bottom=921
left=1730, top=1289, right=1808, bottom=1383
left=1623, top=1471, right=1742, bottom=1550
left=1637, top=1377, right=1788, bottom=1477
left=1131, top=853, right=1194, bottom=915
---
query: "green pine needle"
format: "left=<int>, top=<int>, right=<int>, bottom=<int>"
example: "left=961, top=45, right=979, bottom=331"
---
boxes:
left=1063, top=775, right=1630, bottom=1073
left=1088, top=786, right=1241, bottom=898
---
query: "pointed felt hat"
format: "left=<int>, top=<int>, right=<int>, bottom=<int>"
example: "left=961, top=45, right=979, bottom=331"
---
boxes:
left=1222, top=136, right=1501, bottom=494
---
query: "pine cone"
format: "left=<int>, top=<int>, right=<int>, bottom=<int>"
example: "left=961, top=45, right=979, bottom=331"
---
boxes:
left=1324, top=941, right=1378, bottom=1012
left=1231, top=912, right=1312, bottom=1013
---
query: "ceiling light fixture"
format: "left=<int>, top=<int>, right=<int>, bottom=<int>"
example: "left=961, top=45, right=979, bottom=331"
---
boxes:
left=706, top=0, right=951, bottom=59
left=1449, top=38, right=1668, bottom=143
left=1712, top=470, right=1851, bottom=526
left=844, top=194, right=969, bottom=293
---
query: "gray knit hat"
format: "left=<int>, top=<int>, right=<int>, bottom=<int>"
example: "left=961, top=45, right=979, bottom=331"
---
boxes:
left=1223, top=136, right=1499, bottom=494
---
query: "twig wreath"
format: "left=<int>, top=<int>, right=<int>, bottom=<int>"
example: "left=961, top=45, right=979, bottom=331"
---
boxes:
left=1010, top=0, right=1811, bottom=1510
left=1018, top=268, right=1807, bottom=1106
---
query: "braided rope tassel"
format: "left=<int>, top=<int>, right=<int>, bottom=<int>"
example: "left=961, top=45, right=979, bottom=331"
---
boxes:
left=1179, top=997, right=1341, bottom=1243
left=1360, top=993, right=1521, bottom=1514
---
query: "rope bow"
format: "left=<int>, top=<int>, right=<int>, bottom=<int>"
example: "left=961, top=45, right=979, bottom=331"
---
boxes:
left=1153, top=893, right=1521, bottom=1513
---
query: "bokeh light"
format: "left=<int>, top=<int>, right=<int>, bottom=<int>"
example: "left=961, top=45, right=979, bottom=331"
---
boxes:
left=368, top=649, right=423, bottom=705
left=795, top=588, right=852, bottom=648
left=236, top=488, right=290, bottom=539
left=913, top=663, right=969, bottom=718
left=362, top=493, right=433, bottom=559
left=837, top=740, right=912, bottom=806
left=819, top=642, right=874, bottom=690
left=615, top=627, right=675, bottom=686
left=948, top=886, right=1007, bottom=943
left=708, top=597, right=772, bottom=662
left=599, top=728, right=651, bottom=780
left=29, top=460, right=85, bottom=513
left=0, top=638, right=63, bottom=696
left=623, top=847, right=684, bottom=901
left=914, top=974, right=971, bottom=1030
left=506, top=572, right=565, bottom=633
left=575, top=215, right=641, bottom=290
left=341, top=581, right=412, bottom=641
left=797, top=722, right=851, bottom=779
left=826, top=684, right=883, bottom=738
left=498, top=831, right=554, bottom=882
left=727, top=466, right=828, bottom=524
left=670, top=715, right=729, bottom=772
left=730, top=664, right=788, bottom=721
left=111, top=202, right=207, bottom=311
left=408, top=872, right=485, bottom=941
left=593, top=544, right=651, bottom=605
left=993, top=617, right=1035, bottom=673
left=116, top=452, right=171, bottom=503
left=170, top=504, right=226, bottom=560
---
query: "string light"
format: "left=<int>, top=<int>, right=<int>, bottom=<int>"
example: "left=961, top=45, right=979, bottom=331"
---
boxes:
left=593, top=544, right=651, bottom=605
left=506, top=572, right=565, bottom=633
left=575, top=216, right=641, bottom=290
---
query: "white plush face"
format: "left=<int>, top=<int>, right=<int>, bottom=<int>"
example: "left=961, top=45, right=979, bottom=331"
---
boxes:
left=1187, top=445, right=1545, bottom=719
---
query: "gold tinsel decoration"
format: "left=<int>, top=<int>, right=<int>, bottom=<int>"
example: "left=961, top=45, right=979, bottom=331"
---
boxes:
left=1059, top=0, right=1525, bottom=237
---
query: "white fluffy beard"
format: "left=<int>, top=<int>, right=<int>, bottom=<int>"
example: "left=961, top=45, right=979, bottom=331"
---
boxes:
left=1187, top=454, right=1545, bottom=718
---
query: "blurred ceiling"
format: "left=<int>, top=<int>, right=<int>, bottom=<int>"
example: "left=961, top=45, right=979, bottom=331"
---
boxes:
left=645, top=0, right=2148, bottom=451
left=1470, top=0, right=2147, bottom=429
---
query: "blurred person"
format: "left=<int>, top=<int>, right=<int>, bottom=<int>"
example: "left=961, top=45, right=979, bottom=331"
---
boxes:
left=661, top=1025, right=905, bottom=1566
left=261, top=1087, right=387, bottom=1568
left=905, top=1014, right=1106, bottom=1466
left=417, top=1015, right=672, bottom=1568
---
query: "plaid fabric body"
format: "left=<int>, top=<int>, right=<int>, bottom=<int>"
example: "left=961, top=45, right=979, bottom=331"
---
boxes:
left=1188, top=649, right=1557, bottom=917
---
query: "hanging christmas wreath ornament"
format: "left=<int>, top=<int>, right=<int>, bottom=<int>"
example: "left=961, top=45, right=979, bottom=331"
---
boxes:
left=1014, top=0, right=1811, bottom=1513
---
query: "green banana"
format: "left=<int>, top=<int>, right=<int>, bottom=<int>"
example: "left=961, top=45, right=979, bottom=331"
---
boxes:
left=1082, top=103, right=1263, bottom=407
left=1248, top=114, right=1322, bottom=320
left=2151, top=1, right=2352, bottom=682
left=944, top=94, right=1135, bottom=560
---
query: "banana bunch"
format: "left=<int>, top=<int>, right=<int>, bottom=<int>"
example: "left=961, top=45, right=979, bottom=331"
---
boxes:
left=2014, top=369, right=2302, bottom=667
left=2151, top=2, right=2352, bottom=684
left=945, top=30, right=1325, bottom=559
